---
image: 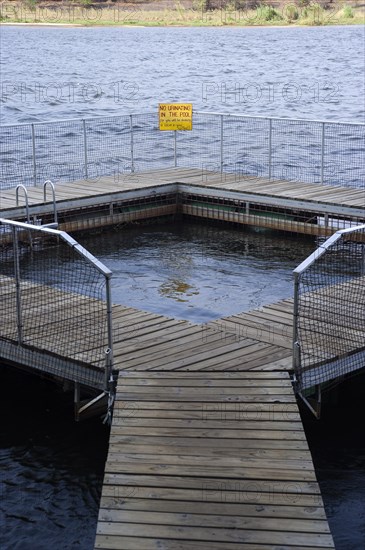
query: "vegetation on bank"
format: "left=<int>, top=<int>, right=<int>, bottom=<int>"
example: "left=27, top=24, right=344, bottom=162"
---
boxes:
left=0, top=1, right=364, bottom=27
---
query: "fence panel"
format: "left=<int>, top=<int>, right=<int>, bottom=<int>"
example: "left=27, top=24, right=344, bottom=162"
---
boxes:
left=0, top=112, right=364, bottom=190
left=0, top=220, right=112, bottom=388
left=132, top=112, right=175, bottom=172
left=324, top=122, right=365, bottom=188
left=0, top=124, right=34, bottom=189
left=271, top=119, right=323, bottom=184
left=293, top=225, right=365, bottom=392
left=85, top=114, right=131, bottom=180
left=176, top=112, right=221, bottom=175
left=33, top=119, right=85, bottom=185
left=223, top=115, right=270, bottom=179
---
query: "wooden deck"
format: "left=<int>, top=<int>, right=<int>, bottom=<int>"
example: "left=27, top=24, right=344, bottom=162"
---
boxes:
left=0, top=273, right=337, bottom=547
left=1, top=168, right=365, bottom=236
left=1, top=170, right=348, bottom=547
left=95, top=371, right=334, bottom=550
left=0, top=269, right=293, bottom=387
left=95, top=299, right=335, bottom=549
left=115, top=299, right=293, bottom=373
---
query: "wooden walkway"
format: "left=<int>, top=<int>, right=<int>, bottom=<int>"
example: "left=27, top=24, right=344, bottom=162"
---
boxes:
left=95, top=371, right=334, bottom=550
left=1, top=167, right=365, bottom=211
left=1, top=170, right=346, bottom=548
left=1, top=168, right=365, bottom=236
left=95, top=299, right=335, bottom=549
left=0, top=271, right=336, bottom=547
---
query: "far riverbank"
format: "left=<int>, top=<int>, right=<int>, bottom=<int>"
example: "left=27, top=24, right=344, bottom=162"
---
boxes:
left=0, top=1, right=364, bottom=27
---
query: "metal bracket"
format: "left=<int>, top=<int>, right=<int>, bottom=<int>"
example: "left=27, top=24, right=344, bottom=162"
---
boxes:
left=298, top=385, right=322, bottom=419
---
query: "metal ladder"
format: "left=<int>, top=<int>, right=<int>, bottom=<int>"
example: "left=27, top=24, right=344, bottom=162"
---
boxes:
left=15, top=180, right=58, bottom=226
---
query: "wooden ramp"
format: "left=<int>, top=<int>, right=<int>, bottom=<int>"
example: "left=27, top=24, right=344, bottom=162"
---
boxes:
left=95, top=371, right=334, bottom=550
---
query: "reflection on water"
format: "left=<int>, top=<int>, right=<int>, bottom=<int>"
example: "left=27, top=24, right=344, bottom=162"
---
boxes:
left=159, top=279, right=199, bottom=302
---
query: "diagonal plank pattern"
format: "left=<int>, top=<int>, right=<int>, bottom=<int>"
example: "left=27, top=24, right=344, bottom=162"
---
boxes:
left=115, top=299, right=293, bottom=373
left=95, top=371, right=334, bottom=550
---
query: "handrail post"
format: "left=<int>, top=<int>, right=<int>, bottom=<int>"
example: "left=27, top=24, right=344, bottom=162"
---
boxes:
left=82, top=119, right=88, bottom=179
left=130, top=114, right=135, bottom=173
left=12, top=226, right=23, bottom=345
left=104, top=274, right=114, bottom=392
left=16, top=184, right=30, bottom=224
left=31, top=123, right=37, bottom=186
left=292, top=271, right=300, bottom=377
left=174, top=130, right=177, bottom=167
left=320, top=121, right=325, bottom=185
left=220, top=114, right=224, bottom=175
left=268, top=118, right=273, bottom=180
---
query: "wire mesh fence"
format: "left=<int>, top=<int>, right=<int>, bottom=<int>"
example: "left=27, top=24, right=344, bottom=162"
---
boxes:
left=0, top=219, right=113, bottom=388
left=293, top=225, right=365, bottom=392
left=1, top=112, right=364, bottom=190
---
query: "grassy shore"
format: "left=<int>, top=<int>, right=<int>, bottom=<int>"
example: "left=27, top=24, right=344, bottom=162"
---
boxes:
left=0, top=2, right=364, bottom=27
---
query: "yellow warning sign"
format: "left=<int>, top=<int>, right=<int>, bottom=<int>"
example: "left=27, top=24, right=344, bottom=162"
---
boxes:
left=159, top=103, right=193, bottom=131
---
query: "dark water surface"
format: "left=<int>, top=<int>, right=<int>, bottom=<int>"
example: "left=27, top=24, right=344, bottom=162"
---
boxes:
left=299, top=372, right=365, bottom=550
left=0, top=368, right=110, bottom=549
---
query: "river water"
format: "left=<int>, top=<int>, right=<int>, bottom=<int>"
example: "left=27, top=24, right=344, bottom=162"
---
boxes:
left=0, top=24, right=365, bottom=549
left=1, top=25, right=364, bottom=124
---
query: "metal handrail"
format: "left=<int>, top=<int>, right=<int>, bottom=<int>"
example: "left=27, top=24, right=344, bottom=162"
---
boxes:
left=15, top=184, right=30, bottom=223
left=0, top=218, right=114, bottom=392
left=43, top=180, right=58, bottom=224
left=293, top=223, right=365, bottom=396
left=1, top=111, right=364, bottom=128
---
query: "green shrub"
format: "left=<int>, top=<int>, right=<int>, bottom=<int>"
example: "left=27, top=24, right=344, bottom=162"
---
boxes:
left=343, top=5, right=354, bottom=18
left=283, top=4, right=300, bottom=21
left=259, top=5, right=282, bottom=22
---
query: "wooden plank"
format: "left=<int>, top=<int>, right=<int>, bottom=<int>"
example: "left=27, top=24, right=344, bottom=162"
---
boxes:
left=109, top=434, right=310, bottom=451
left=98, top=509, right=330, bottom=533
left=99, top=497, right=327, bottom=519
left=96, top=371, right=334, bottom=549
left=102, top=473, right=321, bottom=500
left=95, top=535, right=328, bottom=550
left=96, top=522, right=334, bottom=547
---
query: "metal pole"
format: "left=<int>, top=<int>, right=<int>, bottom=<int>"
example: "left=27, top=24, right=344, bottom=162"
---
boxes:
left=220, top=114, right=224, bottom=175
left=174, top=131, right=177, bottom=167
left=74, top=382, right=80, bottom=421
left=268, top=118, right=273, bottom=180
left=130, top=114, right=135, bottom=173
left=292, top=271, right=300, bottom=384
left=12, top=227, right=23, bottom=345
left=320, top=122, right=325, bottom=185
left=31, top=123, right=37, bottom=186
left=82, top=120, right=88, bottom=179
left=43, top=180, right=58, bottom=225
left=104, top=275, right=114, bottom=391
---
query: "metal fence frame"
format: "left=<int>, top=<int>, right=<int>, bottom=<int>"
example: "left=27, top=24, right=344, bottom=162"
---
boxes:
left=1, top=111, right=364, bottom=190
left=0, top=218, right=114, bottom=393
left=293, top=223, right=365, bottom=413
